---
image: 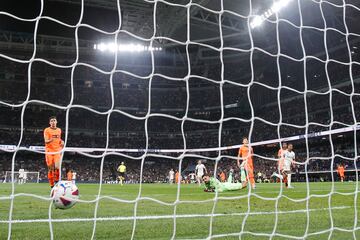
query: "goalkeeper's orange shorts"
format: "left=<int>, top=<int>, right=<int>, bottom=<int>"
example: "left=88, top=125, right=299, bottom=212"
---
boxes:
left=45, top=153, right=61, bottom=167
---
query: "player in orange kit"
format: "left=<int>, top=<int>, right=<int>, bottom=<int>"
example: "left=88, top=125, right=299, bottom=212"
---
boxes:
left=67, top=169, right=73, bottom=181
left=237, top=137, right=255, bottom=189
left=175, top=170, right=180, bottom=184
left=44, top=116, right=64, bottom=189
left=337, top=164, right=345, bottom=182
left=219, top=171, right=226, bottom=182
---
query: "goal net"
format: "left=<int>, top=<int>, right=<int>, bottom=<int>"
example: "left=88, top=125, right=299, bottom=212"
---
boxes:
left=0, top=0, right=359, bottom=239
left=4, top=171, right=40, bottom=184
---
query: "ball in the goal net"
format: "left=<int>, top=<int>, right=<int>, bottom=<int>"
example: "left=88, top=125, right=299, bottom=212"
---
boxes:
left=50, top=181, right=79, bottom=210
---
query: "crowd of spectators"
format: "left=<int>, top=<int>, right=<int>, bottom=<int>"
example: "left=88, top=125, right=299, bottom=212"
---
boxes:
left=0, top=51, right=360, bottom=184
left=0, top=135, right=358, bottom=184
left=1, top=132, right=358, bottom=184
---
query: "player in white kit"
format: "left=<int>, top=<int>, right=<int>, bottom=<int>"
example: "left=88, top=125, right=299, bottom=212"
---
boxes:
left=18, top=168, right=25, bottom=184
left=168, top=169, right=175, bottom=184
left=195, top=160, right=207, bottom=186
left=189, top=172, right=196, bottom=183
left=23, top=171, right=27, bottom=184
left=283, top=144, right=296, bottom=188
left=71, top=171, right=77, bottom=184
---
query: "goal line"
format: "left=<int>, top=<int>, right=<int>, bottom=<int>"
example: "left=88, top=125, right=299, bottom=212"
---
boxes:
left=0, top=206, right=350, bottom=224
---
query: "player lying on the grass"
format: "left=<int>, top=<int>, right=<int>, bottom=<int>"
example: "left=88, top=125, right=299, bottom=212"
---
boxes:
left=202, top=172, right=247, bottom=192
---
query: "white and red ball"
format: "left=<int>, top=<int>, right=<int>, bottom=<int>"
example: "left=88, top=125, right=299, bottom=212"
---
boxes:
left=51, top=181, right=79, bottom=209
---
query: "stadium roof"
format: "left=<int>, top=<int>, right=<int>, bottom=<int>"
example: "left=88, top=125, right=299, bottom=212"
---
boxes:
left=1, top=0, right=359, bottom=58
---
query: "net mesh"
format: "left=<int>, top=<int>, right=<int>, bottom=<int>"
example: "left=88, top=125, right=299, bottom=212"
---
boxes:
left=0, top=0, right=359, bottom=239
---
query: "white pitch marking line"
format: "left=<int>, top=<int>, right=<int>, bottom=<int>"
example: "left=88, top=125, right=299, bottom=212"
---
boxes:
left=0, top=206, right=350, bottom=224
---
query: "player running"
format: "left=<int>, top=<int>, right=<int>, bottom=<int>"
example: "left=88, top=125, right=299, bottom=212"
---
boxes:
left=237, top=137, right=255, bottom=189
left=272, top=142, right=287, bottom=180
left=195, top=160, right=207, bottom=186
left=202, top=174, right=246, bottom=192
left=283, top=143, right=296, bottom=188
left=44, top=116, right=64, bottom=189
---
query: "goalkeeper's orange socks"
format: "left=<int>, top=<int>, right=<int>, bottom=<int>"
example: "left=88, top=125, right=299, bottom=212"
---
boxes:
left=48, top=171, right=54, bottom=188
left=249, top=178, right=256, bottom=189
left=54, top=169, right=60, bottom=184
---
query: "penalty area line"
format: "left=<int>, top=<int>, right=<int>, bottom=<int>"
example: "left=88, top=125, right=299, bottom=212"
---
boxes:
left=0, top=206, right=350, bottom=224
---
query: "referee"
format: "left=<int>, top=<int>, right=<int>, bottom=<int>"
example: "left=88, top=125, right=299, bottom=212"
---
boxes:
left=117, top=162, right=126, bottom=186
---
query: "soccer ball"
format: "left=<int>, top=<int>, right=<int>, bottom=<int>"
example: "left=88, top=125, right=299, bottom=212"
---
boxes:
left=51, top=181, right=79, bottom=209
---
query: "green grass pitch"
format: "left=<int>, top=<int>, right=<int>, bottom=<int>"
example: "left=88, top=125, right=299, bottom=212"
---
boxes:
left=0, top=182, right=359, bottom=240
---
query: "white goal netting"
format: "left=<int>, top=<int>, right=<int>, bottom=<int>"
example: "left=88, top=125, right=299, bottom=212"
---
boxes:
left=0, top=0, right=359, bottom=239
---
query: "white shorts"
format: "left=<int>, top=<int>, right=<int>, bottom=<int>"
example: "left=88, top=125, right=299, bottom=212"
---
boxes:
left=197, top=173, right=204, bottom=179
left=283, top=162, right=291, bottom=172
